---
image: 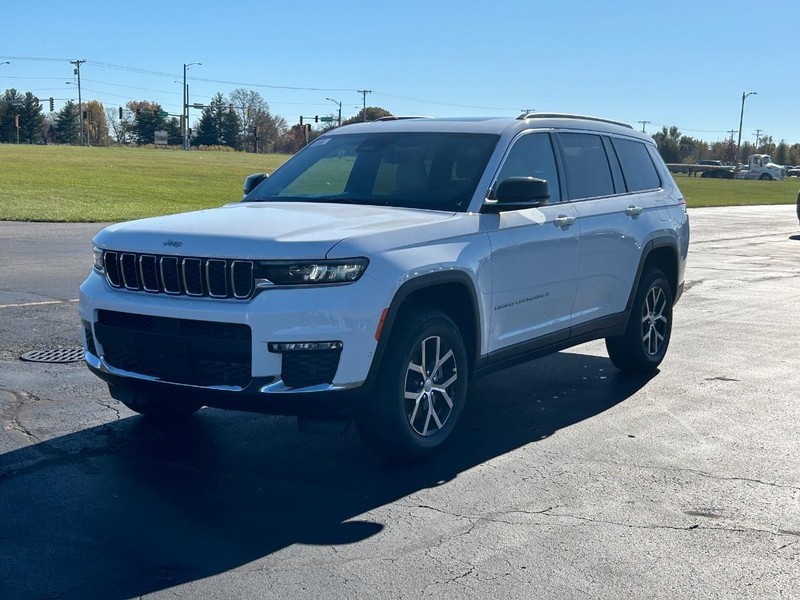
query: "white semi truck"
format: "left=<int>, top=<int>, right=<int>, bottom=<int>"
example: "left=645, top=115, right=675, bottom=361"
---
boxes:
left=735, top=154, right=786, bottom=180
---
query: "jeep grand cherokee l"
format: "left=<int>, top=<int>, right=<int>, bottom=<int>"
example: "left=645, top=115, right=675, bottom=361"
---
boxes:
left=80, top=113, right=689, bottom=459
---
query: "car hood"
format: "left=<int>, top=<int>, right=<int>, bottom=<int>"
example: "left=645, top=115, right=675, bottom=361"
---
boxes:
left=93, top=202, right=457, bottom=259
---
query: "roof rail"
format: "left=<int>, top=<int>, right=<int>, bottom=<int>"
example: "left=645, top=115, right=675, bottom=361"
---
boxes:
left=517, top=112, right=633, bottom=129
left=375, top=115, right=430, bottom=121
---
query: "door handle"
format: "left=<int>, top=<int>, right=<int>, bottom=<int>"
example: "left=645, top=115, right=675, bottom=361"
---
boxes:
left=553, top=215, right=576, bottom=227
left=626, top=205, right=644, bottom=216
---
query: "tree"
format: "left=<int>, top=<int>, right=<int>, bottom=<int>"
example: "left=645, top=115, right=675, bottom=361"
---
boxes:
left=126, top=100, right=169, bottom=145
left=342, top=106, right=392, bottom=126
left=193, top=92, right=242, bottom=148
left=755, top=134, right=775, bottom=156
left=0, top=89, right=24, bottom=143
left=16, top=92, right=45, bottom=144
left=774, top=141, right=789, bottom=165
left=84, top=100, right=109, bottom=146
left=651, top=126, right=681, bottom=163
left=53, top=101, right=80, bottom=145
left=228, top=88, right=288, bottom=153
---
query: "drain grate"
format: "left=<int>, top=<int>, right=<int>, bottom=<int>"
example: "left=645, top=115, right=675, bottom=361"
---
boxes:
left=21, top=347, right=86, bottom=364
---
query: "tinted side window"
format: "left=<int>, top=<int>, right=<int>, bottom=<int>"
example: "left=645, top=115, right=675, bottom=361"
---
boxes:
left=495, top=132, right=561, bottom=203
left=612, top=138, right=662, bottom=192
left=559, top=133, right=614, bottom=200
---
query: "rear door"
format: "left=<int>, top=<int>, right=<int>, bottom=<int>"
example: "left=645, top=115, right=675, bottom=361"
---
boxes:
left=558, top=133, right=657, bottom=327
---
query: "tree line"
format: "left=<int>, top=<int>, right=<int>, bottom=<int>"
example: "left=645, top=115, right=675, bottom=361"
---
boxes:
left=5, top=89, right=798, bottom=165
left=652, top=125, right=800, bottom=166
left=0, top=88, right=361, bottom=153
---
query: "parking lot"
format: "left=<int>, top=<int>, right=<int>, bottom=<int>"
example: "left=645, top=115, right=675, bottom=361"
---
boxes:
left=1, top=205, right=798, bottom=599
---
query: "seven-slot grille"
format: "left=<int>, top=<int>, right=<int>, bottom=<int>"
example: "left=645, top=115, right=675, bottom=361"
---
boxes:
left=102, top=251, right=254, bottom=299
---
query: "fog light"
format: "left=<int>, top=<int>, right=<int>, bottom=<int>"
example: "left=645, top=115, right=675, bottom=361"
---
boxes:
left=268, top=341, right=343, bottom=352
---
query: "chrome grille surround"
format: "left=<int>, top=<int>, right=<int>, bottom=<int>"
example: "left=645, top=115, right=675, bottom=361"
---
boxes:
left=101, top=250, right=255, bottom=300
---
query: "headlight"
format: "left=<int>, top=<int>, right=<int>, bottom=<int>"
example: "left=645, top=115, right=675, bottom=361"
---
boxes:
left=92, top=246, right=105, bottom=273
left=257, top=258, right=368, bottom=287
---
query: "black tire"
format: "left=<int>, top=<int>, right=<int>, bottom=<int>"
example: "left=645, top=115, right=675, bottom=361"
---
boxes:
left=355, top=308, right=469, bottom=460
left=759, top=173, right=772, bottom=181
left=605, top=268, right=673, bottom=373
left=110, top=384, right=203, bottom=419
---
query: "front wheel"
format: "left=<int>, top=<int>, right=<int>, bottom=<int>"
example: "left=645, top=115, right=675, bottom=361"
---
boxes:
left=759, top=173, right=773, bottom=181
left=355, top=308, right=469, bottom=460
left=606, top=268, right=673, bottom=373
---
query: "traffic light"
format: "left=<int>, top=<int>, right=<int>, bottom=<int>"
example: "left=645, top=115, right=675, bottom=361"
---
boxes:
left=299, top=116, right=303, bottom=126
left=118, top=107, right=123, bottom=119
left=49, top=97, right=54, bottom=112
left=306, top=124, right=311, bottom=132
left=315, top=115, right=319, bottom=123
left=136, top=108, right=141, bottom=116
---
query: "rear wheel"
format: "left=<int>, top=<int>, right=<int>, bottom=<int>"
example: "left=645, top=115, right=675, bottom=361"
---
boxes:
left=355, top=308, right=468, bottom=460
left=759, top=173, right=772, bottom=181
left=606, top=268, right=673, bottom=373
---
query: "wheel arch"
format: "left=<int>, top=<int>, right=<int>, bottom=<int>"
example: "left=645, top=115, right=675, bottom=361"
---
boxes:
left=626, top=238, right=680, bottom=312
left=363, top=271, right=481, bottom=392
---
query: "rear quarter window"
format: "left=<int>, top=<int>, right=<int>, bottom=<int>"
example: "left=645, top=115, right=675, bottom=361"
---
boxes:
left=611, top=138, right=662, bottom=192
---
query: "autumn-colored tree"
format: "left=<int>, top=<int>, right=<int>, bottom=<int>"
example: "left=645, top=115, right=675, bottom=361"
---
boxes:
left=84, top=100, right=109, bottom=146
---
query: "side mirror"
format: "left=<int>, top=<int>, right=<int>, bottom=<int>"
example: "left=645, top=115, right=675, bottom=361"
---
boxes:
left=243, top=173, right=268, bottom=197
left=482, top=177, right=550, bottom=213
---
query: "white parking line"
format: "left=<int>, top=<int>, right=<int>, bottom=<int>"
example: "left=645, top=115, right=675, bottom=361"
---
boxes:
left=0, top=299, right=79, bottom=309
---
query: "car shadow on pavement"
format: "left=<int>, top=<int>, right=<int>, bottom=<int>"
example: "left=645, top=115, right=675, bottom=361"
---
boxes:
left=0, top=350, right=654, bottom=599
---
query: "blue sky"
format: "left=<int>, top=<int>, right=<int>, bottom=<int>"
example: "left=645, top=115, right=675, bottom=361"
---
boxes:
left=2, top=0, right=798, bottom=144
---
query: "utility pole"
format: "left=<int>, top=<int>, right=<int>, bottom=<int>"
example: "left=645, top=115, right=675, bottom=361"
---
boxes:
left=70, top=60, right=85, bottom=146
left=753, top=129, right=762, bottom=151
left=357, top=89, right=372, bottom=122
left=637, top=120, right=651, bottom=133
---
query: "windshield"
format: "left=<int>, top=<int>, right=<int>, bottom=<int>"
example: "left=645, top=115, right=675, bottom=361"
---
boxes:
left=245, top=132, right=499, bottom=211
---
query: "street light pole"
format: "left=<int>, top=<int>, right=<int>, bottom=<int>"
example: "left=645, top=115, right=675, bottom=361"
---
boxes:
left=326, top=97, right=342, bottom=127
left=183, top=62, right=201, bottom=150
left=737, top=91, right=757, bottom=158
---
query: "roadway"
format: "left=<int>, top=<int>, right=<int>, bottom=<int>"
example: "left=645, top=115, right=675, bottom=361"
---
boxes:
left=0, top=206, right=798, bottom=599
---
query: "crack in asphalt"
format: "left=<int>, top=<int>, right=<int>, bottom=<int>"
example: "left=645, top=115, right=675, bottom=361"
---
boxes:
left=552, top=454, right=800, bottom=493
left=0, top=388, right=41, bottom=445
left=415, top=502, right=799, bottom=544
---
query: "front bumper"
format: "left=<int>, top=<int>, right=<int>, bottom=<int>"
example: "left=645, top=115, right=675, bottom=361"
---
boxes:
left=79, top=271, right=391, bottom=415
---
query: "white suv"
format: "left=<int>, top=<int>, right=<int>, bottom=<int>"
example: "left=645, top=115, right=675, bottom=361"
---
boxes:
left=80, top=114, right=689, bottom=459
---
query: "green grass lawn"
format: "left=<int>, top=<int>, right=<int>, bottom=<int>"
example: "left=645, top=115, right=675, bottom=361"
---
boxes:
left=0, top=144, right=797, bottom=222
left=0, top=144, right=289, bottom=222
left=672, top=173, right=799, bottom=207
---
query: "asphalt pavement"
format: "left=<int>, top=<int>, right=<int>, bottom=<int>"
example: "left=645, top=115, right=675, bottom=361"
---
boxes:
left=0, top=206, right=798, bottom=599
